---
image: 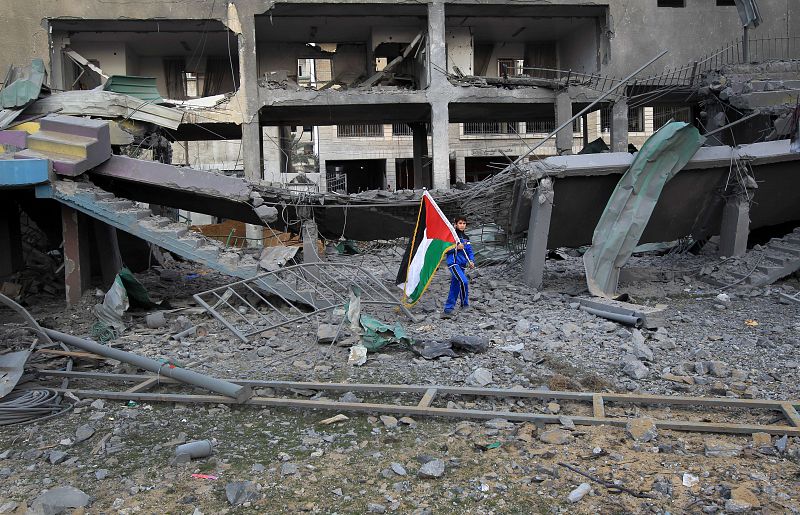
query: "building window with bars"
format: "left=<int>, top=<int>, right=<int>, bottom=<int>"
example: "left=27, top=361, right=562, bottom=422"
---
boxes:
left=525, top=118, right=555, bottom=134
left=652, top=106, right=692, bottom=129
left=628, top=107, right=645, bottom=132
left=463, top=122, right=520, bottom=135
left=391, top=123, right=430, bottom=137
left=337, top=124, right=384, bottom=138
left=497, top=59, right=524, bottom=77
left=599, top=106, right=645, bottom=132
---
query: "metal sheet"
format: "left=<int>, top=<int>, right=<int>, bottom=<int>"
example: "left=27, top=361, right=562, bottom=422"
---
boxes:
left=103, top=75, right=164, bottom=103
left=0, top=351, right=31, bottom=398
left=23, top=90, right=183, bottom=129
left=583, top=122, right=705, bottom=298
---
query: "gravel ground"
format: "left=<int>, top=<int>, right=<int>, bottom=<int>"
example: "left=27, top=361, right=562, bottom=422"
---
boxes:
left=1, top=241, right=798, bottom=513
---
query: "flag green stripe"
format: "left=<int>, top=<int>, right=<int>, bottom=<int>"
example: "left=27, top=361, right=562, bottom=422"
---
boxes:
left=408, top=239, right=453, bottom=302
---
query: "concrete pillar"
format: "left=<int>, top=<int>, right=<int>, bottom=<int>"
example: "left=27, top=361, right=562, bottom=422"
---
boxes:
left=719, top=195, right=750, bottom=258
left=522, top=178, right=554, bottom=290
left=611, top=98, right=629, bottom=152
left=555, top=92, right=573, bottom=155
left=92, top=220, right=122, bottom=290
left=411, top=122, right=429, bottom=189
left=0, top=201, right=23, bottom=277
left=302, top=221, right=321, bottom=279
left=49, top=30, right=68, bottom=91
left=278, top=125, right=293, bottom=175
left=237, top=9, right=263, bottom=181
left=427, top=1, right=451, bottom=189
left=582, top=113, right=589, bottom=147
left=62, top=206, right=91, bottom=307
left=236, top=7, right=264, bottom=247
left=385, top=158, right=397, bottom=191
left=454, top=154, right=466, bottom=184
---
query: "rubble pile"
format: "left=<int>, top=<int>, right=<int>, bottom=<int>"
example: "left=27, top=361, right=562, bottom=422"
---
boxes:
left=1, top=240, right=798, bottom=513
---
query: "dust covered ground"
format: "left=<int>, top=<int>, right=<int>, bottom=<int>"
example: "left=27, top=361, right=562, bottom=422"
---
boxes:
left=1, top=241, right=799, bottom=514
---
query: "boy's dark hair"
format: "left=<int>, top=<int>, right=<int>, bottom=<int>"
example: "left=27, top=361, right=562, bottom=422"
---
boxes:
left=454, top=215, right=467, bottom=223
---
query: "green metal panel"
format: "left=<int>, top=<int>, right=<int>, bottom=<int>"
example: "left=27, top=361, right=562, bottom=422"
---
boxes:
left=0, top=59, right=46, bottom=109
left=583, top=122, right=706, bottom=297
left=103, top=76, right=163, bottom=103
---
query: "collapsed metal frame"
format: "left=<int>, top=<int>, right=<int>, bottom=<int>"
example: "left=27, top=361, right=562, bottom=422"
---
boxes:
left=193, top=262, right=415, bottom=343
left=35, top=370, right=800, bottom=437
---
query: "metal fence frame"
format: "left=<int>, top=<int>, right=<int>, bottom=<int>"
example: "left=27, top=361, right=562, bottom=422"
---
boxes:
left=194, top=262, right=415, bottom=342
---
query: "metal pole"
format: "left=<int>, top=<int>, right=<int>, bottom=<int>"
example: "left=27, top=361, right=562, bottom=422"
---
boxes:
left=513, top=50, right=668, bottom=166
left=742, top=25, right=749, bottom=63
left=43, top=328, right=252, bottom=402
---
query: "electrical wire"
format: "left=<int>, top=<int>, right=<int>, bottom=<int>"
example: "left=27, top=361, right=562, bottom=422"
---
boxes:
left=0, top=389, right=71, bottom=426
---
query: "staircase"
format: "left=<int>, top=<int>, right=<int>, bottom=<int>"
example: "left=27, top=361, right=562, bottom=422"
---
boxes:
left=15, top=115, right=111, bottom=176
left=706, top=228, right=800, bottom=288
left=36, top=180, right=262, bottom=280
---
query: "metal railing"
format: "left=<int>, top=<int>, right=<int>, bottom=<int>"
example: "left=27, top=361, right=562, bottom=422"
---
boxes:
left=652, top=106, right=692, bottom=129
left=516, top=34, right=799, bottom=99
left=337, top=124, right=384, bottom=138
left=193, top=263, right=415, bottom=343
left=525, top=119, right=555, bottom=134
left=463, top=122, right=520, bottom=136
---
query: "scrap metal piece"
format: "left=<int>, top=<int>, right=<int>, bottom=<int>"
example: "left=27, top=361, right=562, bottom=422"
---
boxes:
left=194, top=263, right=415, bottom=343
left=0, top=351, right=30, bottom=399
left=578, top=297, right=666, bottom=329
left=43, top=328, right=252, bottom=402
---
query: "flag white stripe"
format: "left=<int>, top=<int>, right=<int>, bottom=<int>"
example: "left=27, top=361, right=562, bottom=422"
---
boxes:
left=404, top=229, right=433, bottom=297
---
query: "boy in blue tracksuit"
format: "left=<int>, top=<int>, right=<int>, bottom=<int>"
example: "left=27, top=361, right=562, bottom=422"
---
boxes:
left=443, top=216, right=475, bottom=317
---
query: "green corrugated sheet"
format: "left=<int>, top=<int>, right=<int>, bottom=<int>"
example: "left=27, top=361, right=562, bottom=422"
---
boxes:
left=103, top=76, right=163, bottom=103
left=583, top=122, right=705, bottom=298
left=0, top=59, right=45, bottom=109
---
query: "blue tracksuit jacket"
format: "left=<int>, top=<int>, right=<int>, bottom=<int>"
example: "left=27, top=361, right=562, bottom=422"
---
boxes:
left=444, top=231, right=474, bottom=311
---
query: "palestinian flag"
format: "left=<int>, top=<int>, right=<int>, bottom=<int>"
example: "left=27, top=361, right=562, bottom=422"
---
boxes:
left=396, top=191, right=458, bottom=306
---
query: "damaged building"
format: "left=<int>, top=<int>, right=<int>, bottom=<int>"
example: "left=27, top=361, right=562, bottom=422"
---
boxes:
left=1, top=1, right=800, bottom=512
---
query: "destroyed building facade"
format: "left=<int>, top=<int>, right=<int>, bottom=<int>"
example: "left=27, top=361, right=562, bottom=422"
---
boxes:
left=2, top=0, right=798, bottom=193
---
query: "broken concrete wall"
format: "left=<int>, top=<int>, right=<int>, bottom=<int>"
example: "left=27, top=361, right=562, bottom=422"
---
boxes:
left=445, top=28, right=473, bottom=75
left=558, top=18, right=598, bottom=73
left=67, top=41, right=129, bottom=76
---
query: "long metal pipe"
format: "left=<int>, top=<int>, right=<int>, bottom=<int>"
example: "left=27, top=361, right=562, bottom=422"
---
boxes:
left=513, top=50, right=669, bottom=166
left=43, top=329, right=252, bottom=402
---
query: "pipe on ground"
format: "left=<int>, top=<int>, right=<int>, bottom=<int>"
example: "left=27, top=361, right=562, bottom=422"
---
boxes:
left=580, top=306, right=643, bottom=328
left=43, top=328, right=252, bottom=402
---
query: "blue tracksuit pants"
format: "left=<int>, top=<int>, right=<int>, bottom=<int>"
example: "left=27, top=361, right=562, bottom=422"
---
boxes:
left=444, top=264, right=469, bottom=311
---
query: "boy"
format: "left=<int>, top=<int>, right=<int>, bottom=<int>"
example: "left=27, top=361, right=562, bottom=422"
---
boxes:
left=443, top=216, right=475, bottom=317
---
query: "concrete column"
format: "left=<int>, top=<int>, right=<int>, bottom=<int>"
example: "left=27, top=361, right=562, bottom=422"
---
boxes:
left=0, top=201, right=22, bottom=277
left=611, top=98, right=629, bottom=152
left=582, top=113, right=589, bottom=147
left=454, top=154, right=466, bottom=184
left=427, top=1, right=451, bottom=189
left=302, top=221, right=322, bottom=280
left=522, top=178, right=554, bottom=290
left=644, top=106, right=654, bottom=133
left=278, top=125, right=293, bottom=175
left=236, top=7, right=264, bottom=247
left=49, top=30, right=68, bottom=91
left=555, top=92, right=573, bottom=155
left=237, top=8, right=262, bottom=180
left=62, top=206, right=91, bottom=307
left=92, top=220, right=122, bottom=290
left=385, top=158, right=397, bottom=191
left=587, top=110, right=601, bottom=143
left=411, top=122, right=429, bottom=189
left=719, top=195, right=750, bottom=258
